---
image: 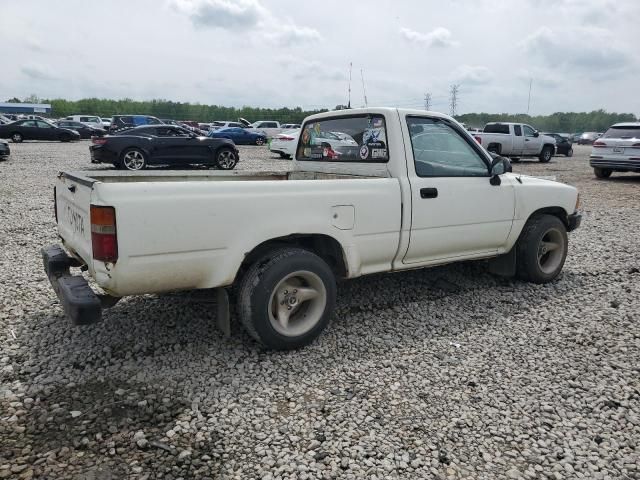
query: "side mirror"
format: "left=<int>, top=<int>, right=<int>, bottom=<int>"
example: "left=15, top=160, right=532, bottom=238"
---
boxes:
left=533, top=131, right=540, bottom=138
left=490, top=154, right=511, bottom=185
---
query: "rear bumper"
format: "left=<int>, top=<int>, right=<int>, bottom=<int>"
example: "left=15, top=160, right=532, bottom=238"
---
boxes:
left=42, top=244, right=102, bottom=325
left=89, top=145, right=118, bottom=164
left=0, top=143, right=10, bottom=156
left=590, top=156, right=640, bottom=171
left=567, top=212, right=582, bottom=232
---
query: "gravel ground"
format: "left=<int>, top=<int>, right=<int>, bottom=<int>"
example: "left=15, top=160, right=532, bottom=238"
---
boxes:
left=1, top=141, right=639, bottom=480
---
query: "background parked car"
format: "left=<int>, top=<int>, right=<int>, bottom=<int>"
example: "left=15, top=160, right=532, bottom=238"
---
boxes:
left=590, top=122, right=640, bottom=179
left=0, top=119, right=81, bottom=143
left=55, top=120, right=105, bottom=139
left=210, top=121, right=246, bottom=130
left=102, top=118, right=111, bottom=130
left=0, top=139, right=9, bottom=158
left=208, top=127, right=267, bottom=145
left=281, top=123, right=301, bottom=129
left=109, top=115, right=163, bottom=132
left=65, top=115, right=104, bottom=129
left=91, top=125, right=239, bottom=170
left=269, top=130, right=300, bottom=158
left=578, top=132, right=600, bottom=145
left=544, top=133, right=573, bottom=157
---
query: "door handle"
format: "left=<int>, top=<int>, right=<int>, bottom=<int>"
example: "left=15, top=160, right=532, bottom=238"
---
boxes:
left=525, top=139, right=530, bottom=142
left=420, top=187, right=438, bottom=199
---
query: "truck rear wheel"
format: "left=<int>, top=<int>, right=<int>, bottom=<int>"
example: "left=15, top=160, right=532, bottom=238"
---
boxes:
left=238, top=248, right=336, bottom=350
left=516, top=214, right=568, bottom=284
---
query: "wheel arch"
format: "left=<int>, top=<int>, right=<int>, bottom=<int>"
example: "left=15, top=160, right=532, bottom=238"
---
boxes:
left=236, top=234, right=349, bottom=285
left=527, top=206, right=570, bottom=229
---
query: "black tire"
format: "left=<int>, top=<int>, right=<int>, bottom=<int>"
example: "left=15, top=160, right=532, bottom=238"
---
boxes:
left=59, top=134, right=71, bottom=143
left=539, top=146, right=553, bottom=163
left=594, top=167, right=612, bottom=179
left=215, top=148, right=238, bottom=170
left=255, top=137, right=266, bottom=146
left=510, top=157, right=520, bottom=163
left=278, top=152, right=291, bottom=159
left=119, top=148, right=147, bottom=171
left=10, top=132, right=23, bottom=143
left=565, top=148, right=573, bottom=157
left=516, top=214, right=568, bottom=284
left=238, top=248, right=336, bottom=350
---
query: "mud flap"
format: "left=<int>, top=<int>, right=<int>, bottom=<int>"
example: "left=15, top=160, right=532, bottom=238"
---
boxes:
left=488, top=248, right=517, bottom=277
left=216, top=288, right=231, bottom=337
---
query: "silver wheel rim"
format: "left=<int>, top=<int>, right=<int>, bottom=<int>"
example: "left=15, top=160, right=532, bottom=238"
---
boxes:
left=217, top=150, right=237, bottom=169
left=12, top=134, right=21, bottom=142
left=537, top=227, right=565, bottom=274
left=544, top=149, right=551, bottom=161
left=568, top=149, right=573, bottom=157
left=268, top=271, right=327, bottom=337
left=123, top=150, right=145, bottom=170
left=256, top=137, right=264, bottom=145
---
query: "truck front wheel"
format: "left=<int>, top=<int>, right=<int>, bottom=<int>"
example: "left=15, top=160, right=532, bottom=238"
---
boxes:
left=238, top=248, right=336, bottom=350
left=539, top=146, right=553, bottom=163
left=516, top=214, right=568, bottom=284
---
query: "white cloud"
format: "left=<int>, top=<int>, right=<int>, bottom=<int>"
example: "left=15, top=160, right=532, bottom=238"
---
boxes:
left=21, top=64, right=58, bottom=81
left=522, top=26, right=632, bottom=72
left=171, top=0, right=321, bottom=46
left=452, top=65, right=493, bottom=85
left=170, top=0, right=265, bottom=29
left=399, top=27, right=458, bottom=48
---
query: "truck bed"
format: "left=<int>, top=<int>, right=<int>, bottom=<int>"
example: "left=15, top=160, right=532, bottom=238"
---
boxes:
left=56, top=169, right=402, bottom=296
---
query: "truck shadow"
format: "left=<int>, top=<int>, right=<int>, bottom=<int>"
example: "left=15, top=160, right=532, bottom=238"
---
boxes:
left=15, top=260, right=592, bottom=394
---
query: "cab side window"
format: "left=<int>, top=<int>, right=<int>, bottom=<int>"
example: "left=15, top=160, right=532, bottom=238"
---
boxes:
left=523, top=125, right=536, bottom=137
left=514, top=125, right=522, bottom=136
left=407, top=117, right=489, bottom=177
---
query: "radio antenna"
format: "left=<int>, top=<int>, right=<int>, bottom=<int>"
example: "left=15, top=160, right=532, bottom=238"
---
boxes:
left=347, top=62, right=352, bottom=109
left=361, top=69, right=368, bottom=107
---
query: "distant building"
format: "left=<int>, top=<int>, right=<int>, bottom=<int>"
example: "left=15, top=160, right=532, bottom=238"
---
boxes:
left=0, top=102, right=52, bottom=114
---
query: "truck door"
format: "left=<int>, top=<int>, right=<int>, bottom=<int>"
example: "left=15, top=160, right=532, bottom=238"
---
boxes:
left=512, top=124, right=525, bottom=155
left=523, top=124, right=541, bottom=155
left=401, top=116, right=515, bottom=265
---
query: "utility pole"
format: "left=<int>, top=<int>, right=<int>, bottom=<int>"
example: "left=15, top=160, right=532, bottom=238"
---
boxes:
left=526, top=78, right=533, bottom=115
left=449, top=84, right=460, bottom=117
left=424, top=92, right=432, bottom=111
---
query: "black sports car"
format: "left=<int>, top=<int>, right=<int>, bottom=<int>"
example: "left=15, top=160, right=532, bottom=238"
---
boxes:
left=55, top=120, right=105, bottom=139
left=0, top=119, right=81, bottom=143
left=543, top=133, right=573, bottom=157
left=90, top=125, right=239, bottom=170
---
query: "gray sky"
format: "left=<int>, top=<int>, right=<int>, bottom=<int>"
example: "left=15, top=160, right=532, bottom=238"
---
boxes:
left=1, top=0, right=638, bottom=115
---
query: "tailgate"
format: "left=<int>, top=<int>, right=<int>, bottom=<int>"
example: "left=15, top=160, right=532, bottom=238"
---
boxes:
left=55, top=173, right=95, bottom=265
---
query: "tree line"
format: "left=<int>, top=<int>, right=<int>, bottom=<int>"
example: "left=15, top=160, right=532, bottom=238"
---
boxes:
left=6, top=96, right=637, bottom=132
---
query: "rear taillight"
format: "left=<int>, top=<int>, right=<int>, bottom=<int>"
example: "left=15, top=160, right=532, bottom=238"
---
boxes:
left=54, top=186, right=58, bottom=223
left=632, top=143, right=640, bottom=149
left=276, top=135, right=295, bottom=141
left=90, top=205, right=118, bottom=263
left=593, top=141, right=606, bottom=147
left=474, top=136, right=481, bottom=144
left=92, top=137, right=107, bottom=145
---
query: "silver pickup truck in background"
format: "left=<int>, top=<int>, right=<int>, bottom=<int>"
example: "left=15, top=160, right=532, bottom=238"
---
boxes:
left=474, top=122, right=556, bottom=162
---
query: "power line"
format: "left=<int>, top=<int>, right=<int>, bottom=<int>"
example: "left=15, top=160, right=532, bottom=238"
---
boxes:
left=526, top=78, right=533, bottom=115
left=449, top=84, right=460, bottom=117
left=361, top=69, right=368, bottom=107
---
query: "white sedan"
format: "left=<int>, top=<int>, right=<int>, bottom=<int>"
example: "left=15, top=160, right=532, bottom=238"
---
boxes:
left=269, top=130, right=300, bottom=159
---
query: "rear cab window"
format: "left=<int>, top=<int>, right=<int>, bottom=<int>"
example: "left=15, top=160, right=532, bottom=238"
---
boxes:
left=603, top=126, right=640, bottom=139
left=484, top=124, right=510, bottom=134
left=297, top=114, right=389, bottom=162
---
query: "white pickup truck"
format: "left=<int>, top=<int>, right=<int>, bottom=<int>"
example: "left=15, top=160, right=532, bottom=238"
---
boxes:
left=43, top=108, right=581, bottom=350
left=474, top=122, right=557, bottom=162
left=238, top=118, right=282, bottom=138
